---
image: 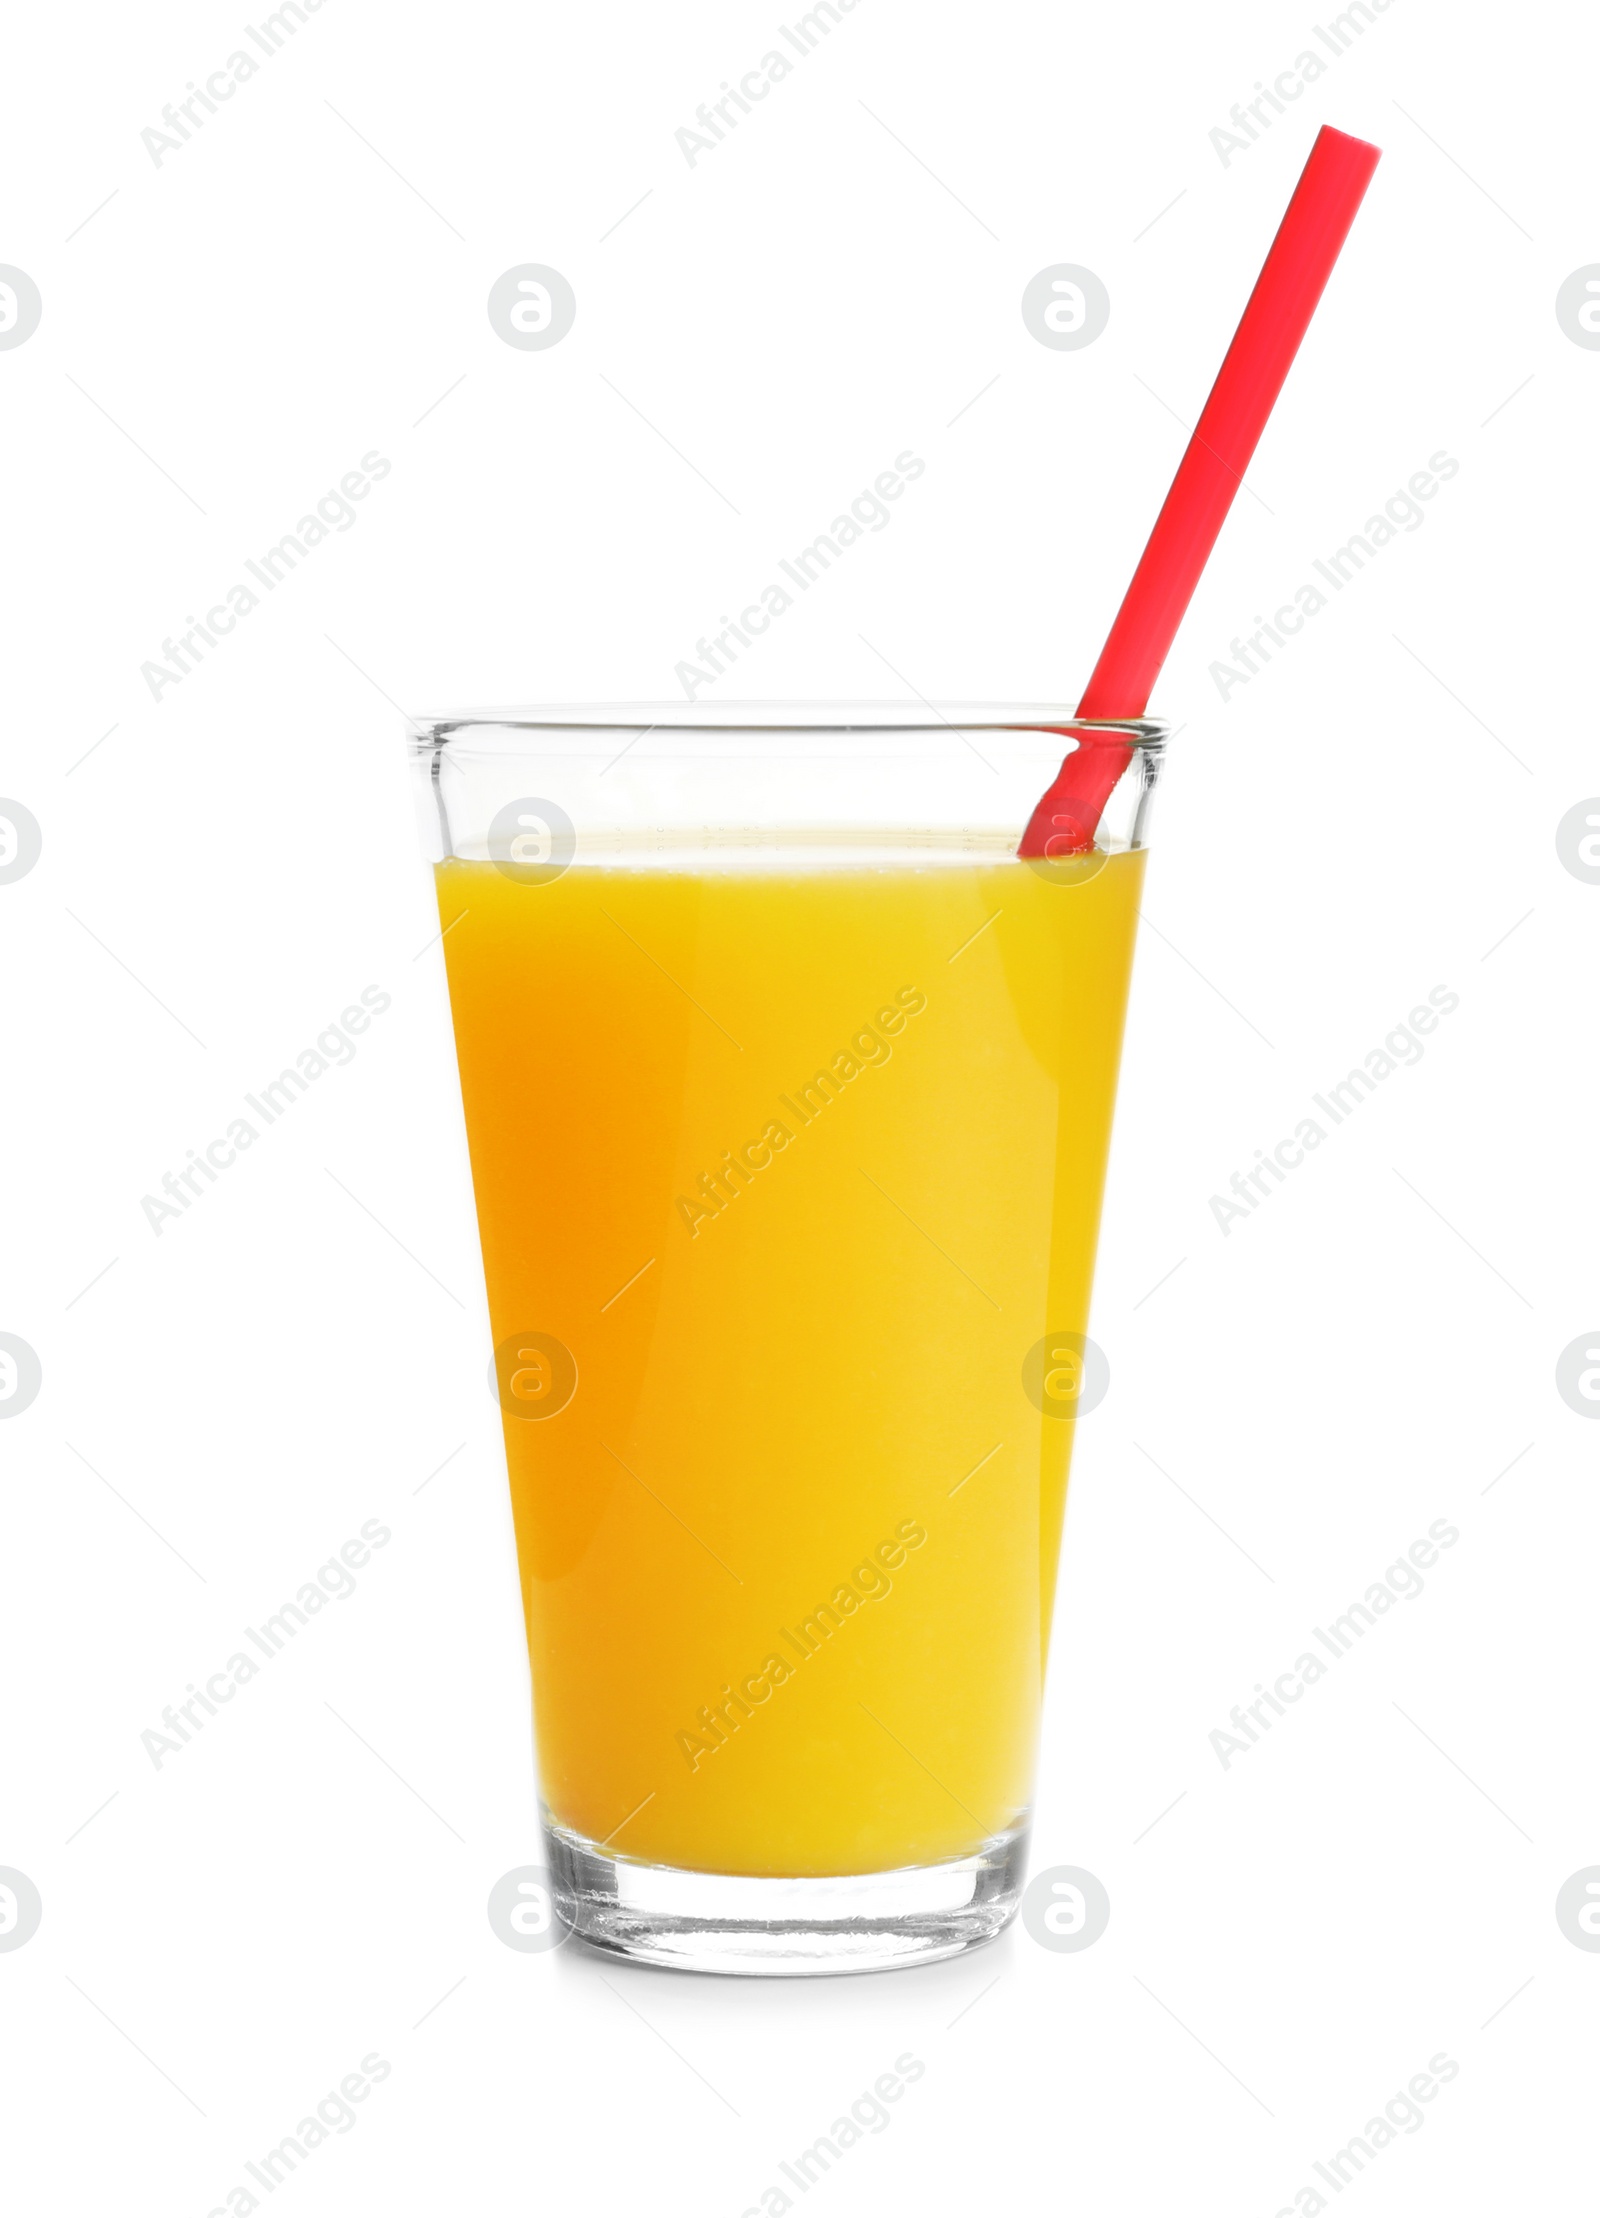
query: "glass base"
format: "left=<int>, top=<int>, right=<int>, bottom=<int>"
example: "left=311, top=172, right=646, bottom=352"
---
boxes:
left=545, top=1816, right=1028, bottom=1977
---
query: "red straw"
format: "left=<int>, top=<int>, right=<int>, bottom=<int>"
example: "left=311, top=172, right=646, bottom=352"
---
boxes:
left=1019, top=125, right=1381, bottom=858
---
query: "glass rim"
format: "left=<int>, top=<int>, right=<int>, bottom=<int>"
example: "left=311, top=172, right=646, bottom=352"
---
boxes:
left=408, top=704, right=1170, bottom=747
left=409, top=705, right=1168, bottom=865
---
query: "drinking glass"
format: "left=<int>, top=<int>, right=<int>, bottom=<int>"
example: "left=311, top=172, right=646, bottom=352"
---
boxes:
left=412, top=704, right=1164, bottom=1973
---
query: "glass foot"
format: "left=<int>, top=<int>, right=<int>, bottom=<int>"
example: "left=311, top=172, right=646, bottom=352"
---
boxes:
left=545, top=1817, right=1028, bottom=1977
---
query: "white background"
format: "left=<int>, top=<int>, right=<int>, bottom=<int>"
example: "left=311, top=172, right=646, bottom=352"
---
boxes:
left=3, top=0, right=1597, bottom=2211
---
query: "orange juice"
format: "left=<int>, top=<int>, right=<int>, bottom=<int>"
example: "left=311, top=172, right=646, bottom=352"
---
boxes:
left=438, top=848, right=1143, bottom=1877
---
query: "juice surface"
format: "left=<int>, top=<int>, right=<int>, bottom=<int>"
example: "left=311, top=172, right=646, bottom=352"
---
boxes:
left=438, top=849, right=1144, bottom=1876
